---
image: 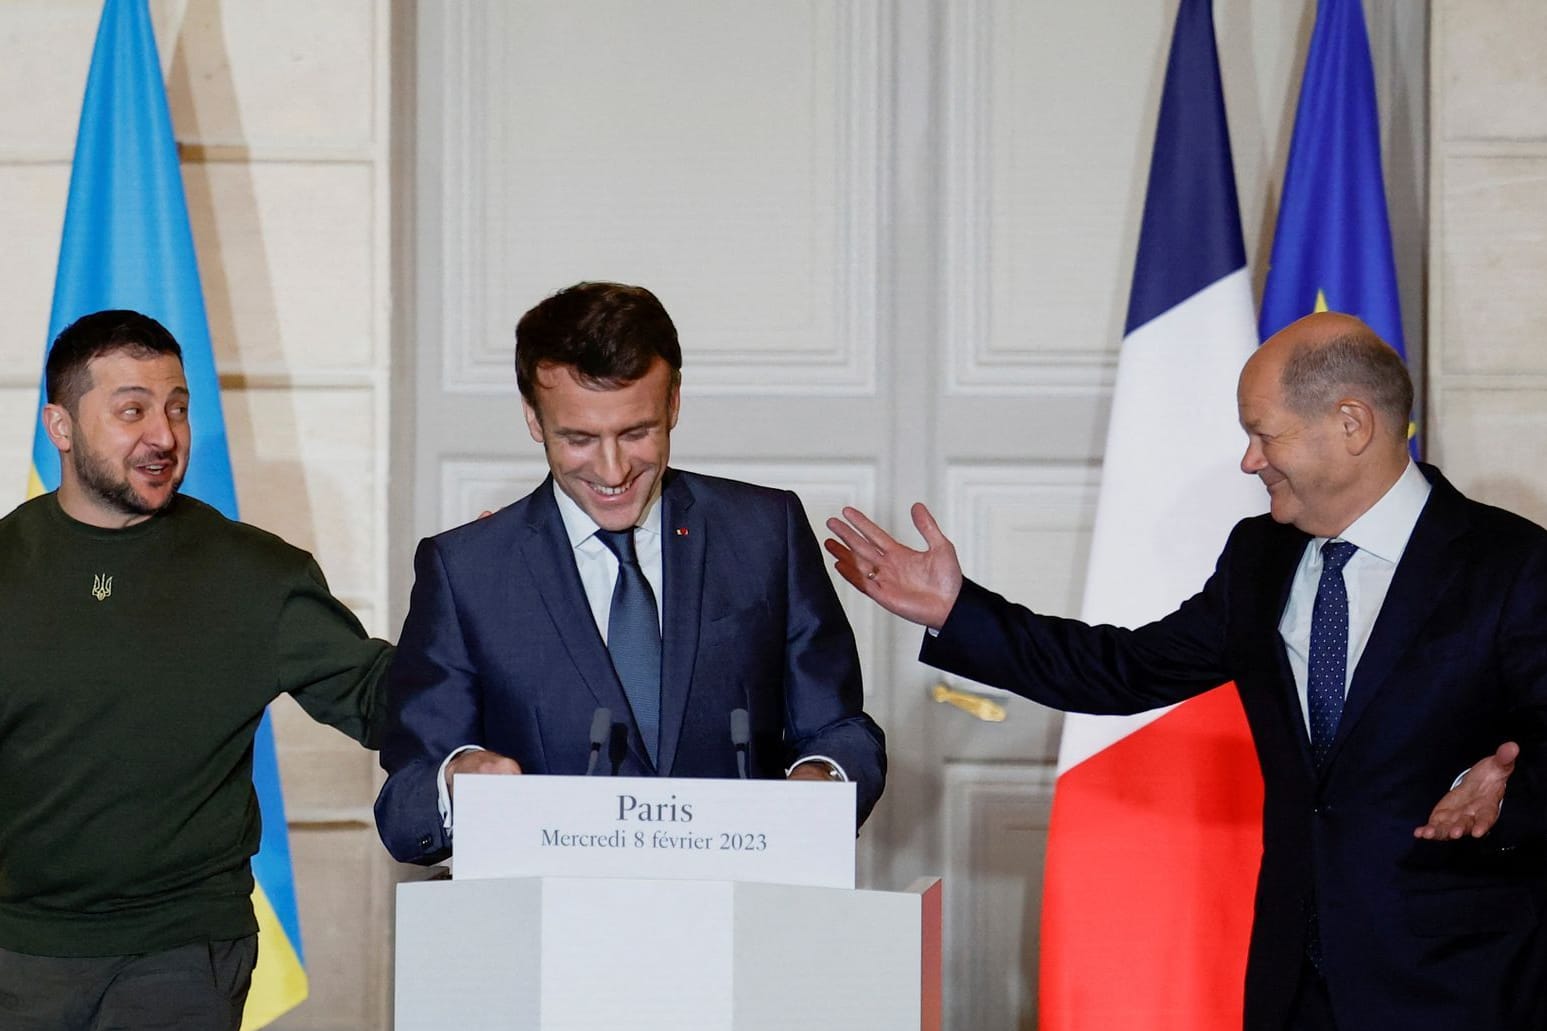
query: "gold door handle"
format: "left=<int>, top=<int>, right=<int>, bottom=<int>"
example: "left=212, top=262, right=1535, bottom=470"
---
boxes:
left=930, top=682, right=1007, bottom=722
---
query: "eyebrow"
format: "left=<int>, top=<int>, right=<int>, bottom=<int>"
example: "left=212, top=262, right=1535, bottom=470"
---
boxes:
left=109, top=384, right=189, bottom=398
left=555, top=418, right=657, bottom=437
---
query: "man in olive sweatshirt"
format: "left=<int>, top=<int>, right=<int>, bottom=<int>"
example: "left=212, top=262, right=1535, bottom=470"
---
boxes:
left=0, top=310, right=391, bottom=1030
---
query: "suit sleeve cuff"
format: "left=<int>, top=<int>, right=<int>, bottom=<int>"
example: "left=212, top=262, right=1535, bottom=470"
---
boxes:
left=920, top=577, right=991, bottom=664
left=437, top=744, right=484, bottom=832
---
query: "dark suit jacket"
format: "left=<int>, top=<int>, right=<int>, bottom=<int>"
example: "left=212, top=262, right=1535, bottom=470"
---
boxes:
left=375, top=469, right=886, bottom=864
left=922, top=465, right=1547, bottom=1030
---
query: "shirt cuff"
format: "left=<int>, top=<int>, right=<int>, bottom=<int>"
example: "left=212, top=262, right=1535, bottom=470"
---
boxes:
left=437, top=744, right=484, bottom=832
left=786, top=755, right=848, bottom=781
left=1450, top=766, right=1505, bottom=817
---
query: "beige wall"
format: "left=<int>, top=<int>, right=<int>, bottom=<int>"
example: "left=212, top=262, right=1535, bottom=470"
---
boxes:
left=0, top=2, right=394, bottom=1027
left=1429, top=0, right=1547, bottom=524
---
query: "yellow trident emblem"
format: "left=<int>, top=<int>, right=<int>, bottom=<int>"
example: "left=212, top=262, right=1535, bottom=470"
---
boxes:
left=92, top=574, right=112, bottom=601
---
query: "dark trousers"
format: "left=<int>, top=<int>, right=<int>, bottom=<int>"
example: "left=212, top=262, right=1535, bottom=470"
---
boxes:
left=0, top=936, right=257, bottom=1031
left=1286, top=957, right=1338, bottom=1031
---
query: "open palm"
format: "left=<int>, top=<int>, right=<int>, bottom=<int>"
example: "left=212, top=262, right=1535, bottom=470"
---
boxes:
left=824, top=503, right=964, bottom=630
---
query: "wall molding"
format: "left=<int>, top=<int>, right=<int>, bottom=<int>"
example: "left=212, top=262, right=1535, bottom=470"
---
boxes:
left=940, top=0, right=1117, bottom=397
left=432, top=1, right=883, bottom=397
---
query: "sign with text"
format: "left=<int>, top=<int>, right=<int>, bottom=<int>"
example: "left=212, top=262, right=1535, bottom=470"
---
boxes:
left=453, top=775, right=856, bottom=889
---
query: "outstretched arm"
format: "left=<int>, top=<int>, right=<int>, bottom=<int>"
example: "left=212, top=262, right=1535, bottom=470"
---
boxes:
left=824, top=503, right=964, bottom=629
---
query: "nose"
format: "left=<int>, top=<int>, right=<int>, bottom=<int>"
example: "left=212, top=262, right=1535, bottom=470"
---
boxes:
left=595, top=436, right=627, bottom=484
left=1240, top=436, right=1265, bottom=476
left=141, top=408, right=176, bottom=450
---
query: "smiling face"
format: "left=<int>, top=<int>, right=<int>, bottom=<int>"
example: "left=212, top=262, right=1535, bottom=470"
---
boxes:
left=1237, top=350, right=1352, bottom=536
left=45, top=350, right=190, bottom=527
left=523, top=357, right=680, bottom=531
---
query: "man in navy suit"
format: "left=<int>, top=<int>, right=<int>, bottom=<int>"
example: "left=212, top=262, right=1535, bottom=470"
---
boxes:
left=827, top=312, right=1544, bottom=1030
left=376, top=282, right=885, bottom=865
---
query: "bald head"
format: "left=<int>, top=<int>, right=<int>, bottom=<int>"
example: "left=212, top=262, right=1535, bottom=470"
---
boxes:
left=1250, top=313, right=1413, bottom=446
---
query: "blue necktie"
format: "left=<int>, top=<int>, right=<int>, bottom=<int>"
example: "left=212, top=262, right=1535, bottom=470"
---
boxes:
left=595, top=528, right=661, bottom=764
left=1307, top=540, right=1357, bottom=767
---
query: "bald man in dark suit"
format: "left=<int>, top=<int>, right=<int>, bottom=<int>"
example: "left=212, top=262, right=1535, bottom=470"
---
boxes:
left=828, top=312, right=1543, bottom=1030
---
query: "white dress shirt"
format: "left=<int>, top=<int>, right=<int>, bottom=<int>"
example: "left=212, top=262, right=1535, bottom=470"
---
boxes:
left=1278, top=460, right=1431, bottom=732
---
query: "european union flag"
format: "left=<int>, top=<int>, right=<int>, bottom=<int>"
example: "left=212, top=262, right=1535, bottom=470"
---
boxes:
left=28, top=2, right=309, bottom=1026
left=1259, top=0, right=1414, bottom=446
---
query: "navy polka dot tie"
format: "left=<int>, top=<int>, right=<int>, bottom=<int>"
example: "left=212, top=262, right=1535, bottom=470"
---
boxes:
left=1307, top=540, right=1357, bottom=767
left=595, top=528, right=661, bottom=765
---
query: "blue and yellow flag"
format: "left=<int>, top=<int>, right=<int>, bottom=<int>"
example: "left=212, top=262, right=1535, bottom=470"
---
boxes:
left=1258, top=0, right=1414, bottom=445
left=28, top=2, right=308, bottom=1025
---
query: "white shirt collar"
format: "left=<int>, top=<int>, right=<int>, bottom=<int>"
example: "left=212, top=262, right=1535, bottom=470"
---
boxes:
left=551, top=476, right=664, bottom=551
left=1325, top=459, right=1430, bottom=564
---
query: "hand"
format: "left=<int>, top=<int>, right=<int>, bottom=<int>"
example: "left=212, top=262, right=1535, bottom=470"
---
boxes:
left=824, top=503, right=964, bottom=630
left=444, top=748, right=522, bottom=796
left=787, top=761, right=839, bottom=782
left=1413, top=741, right=1519, bottom=840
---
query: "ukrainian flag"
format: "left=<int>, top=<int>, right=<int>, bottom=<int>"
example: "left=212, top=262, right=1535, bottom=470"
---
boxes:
left=1258, top=0, right=1415, bottom=446
left=28, top=2, right=308, bottom=1025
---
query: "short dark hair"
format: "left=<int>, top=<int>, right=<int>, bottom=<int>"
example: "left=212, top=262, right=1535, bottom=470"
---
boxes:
left=46, top=310, right=183, bottom=413
left=515, top=282, right=682, bottom=408
left=1281, top=329, right=1414, bottom=441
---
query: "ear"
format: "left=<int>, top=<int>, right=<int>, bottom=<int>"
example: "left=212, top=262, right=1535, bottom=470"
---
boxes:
left=522, top=398, right=545, bottom=444
left=1337, top=397, right=1376, bottom=456
left=667, top=381, right=682, bottom=431
left=42, top=403, right=73, bottom=453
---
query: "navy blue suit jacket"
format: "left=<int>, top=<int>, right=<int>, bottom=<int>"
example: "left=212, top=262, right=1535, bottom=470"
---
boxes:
left=922, top=465, right=1547, bottom=1030
left=375, top=469, right=885, bottom=864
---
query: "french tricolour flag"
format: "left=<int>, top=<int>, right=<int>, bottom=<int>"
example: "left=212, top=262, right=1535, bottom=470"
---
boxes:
left=1039, top=1, right=1267, bottom=1028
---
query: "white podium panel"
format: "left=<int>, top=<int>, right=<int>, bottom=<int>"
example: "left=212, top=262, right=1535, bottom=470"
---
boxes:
left=453, top=774, right=857, bottom=888
left=395, top=876, right=942, bottom=1031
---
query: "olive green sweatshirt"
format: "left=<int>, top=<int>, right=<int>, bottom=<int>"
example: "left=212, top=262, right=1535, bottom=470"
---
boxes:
left=0, top=492, right=391, bottom=957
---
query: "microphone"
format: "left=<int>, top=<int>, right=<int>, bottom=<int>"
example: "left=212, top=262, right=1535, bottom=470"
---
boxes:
left=607, top=722, right=628, bottom=776
left=585, top=707, right=611, bottom=776
left=730, top=708, right=751, bottom=780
